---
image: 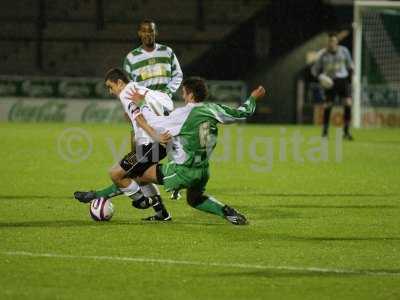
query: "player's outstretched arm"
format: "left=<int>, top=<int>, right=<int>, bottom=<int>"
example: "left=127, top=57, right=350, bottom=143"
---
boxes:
left=167, top=52, right=183, bottom=95
left=211, top=85, right=266, bottom=124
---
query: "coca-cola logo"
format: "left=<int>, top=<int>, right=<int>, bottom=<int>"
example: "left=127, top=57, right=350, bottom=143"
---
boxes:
left=21, top=80, right=55, bottom=97
left=82, top=102, right=123, bottom=123
left=59, top=81, right=92, bottom=98
left=0, top=82, right=18, bottom=96
left=108, top=106, right=126, bottom=123
left=8, top=101, right=66, bottom=122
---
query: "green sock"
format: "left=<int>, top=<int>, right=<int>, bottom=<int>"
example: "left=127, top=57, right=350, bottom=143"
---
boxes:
left=195, top=196, right=225, bottom=217
left=95, top=183, right=123, bottom=198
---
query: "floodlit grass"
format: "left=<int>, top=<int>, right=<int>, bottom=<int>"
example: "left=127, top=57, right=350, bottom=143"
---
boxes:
left=1, top=122, right=399, bottom=300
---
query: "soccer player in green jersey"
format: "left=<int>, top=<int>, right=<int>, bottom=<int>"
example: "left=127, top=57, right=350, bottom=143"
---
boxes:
left=123, top=19, right=183, bottom=97
left=132, top=77, right=266, bottom=225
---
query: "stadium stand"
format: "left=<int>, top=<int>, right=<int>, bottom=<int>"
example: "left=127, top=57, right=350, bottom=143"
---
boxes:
left=0, top=0, right=269, bottom=76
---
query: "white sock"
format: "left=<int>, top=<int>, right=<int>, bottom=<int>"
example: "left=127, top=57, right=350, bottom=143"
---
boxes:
left=120, top=180, right=143, bottom=200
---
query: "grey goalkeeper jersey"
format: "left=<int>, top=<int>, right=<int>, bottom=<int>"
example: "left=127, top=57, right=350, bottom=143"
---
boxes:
left=312, top=46, right=353, bottom=79
left=119, top=82, right=173, bottom=146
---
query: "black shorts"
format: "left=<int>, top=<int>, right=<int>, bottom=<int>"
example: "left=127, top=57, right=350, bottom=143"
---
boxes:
left=119, top=143, right=167, bottom=177
left=325, top=77, right=351, bottom=103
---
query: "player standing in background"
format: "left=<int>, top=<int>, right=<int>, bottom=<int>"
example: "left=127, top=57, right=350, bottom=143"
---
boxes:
left=123, top=19, right=183, bottom=98
left=124, top=19, right=183, bottom=200
left=312, top=32, right=354, bottom=140
left=130, top=77, right=266, bottom=225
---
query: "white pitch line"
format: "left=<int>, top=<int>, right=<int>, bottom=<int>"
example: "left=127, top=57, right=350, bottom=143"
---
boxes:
left=2, top=251, right=400, bottom=277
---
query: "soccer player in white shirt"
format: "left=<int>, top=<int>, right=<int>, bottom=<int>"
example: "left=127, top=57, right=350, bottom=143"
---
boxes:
left=74, top=69, right=172, bottom=221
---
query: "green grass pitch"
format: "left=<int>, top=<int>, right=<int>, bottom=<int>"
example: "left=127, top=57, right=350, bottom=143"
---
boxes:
left=1, top=122, right=399, bottom=299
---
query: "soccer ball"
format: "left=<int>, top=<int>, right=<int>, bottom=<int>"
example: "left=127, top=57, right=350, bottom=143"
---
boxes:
left=89, top=197, right=114, bottom=221
left=318, top=73, right=334, bottom=89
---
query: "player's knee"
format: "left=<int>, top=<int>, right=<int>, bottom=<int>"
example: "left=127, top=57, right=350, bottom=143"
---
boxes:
left=186, top=189, right=205, bottom=207
left=187, top=196, right=203, bottom=208
left=109, top=166, right=124, bottom=184
left=344, top=97, right=352, bottom=106
left=108, top=168, right=118, bottom=182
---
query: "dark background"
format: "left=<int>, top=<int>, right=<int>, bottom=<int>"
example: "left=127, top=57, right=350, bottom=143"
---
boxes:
left=0, top=0, right=357, bottom=123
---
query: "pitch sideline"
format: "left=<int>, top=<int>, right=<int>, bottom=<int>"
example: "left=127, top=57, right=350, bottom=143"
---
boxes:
left=2, top=250, right=399, bottom=277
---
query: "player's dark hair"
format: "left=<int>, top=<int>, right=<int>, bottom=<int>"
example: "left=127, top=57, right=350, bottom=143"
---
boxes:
left=182, top=77, right=208, bottom=102
left=104, top=68, right=129, bottom=84
left=328, top=32, right=338, bottom=38
left=138, top=19, right=157, bottom=30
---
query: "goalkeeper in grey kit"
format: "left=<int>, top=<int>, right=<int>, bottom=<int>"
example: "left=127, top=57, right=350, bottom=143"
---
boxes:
left=312, top=32, right=354, bottom=140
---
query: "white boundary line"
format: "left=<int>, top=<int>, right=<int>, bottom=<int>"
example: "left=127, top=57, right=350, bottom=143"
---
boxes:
left=2, top=251, right=400, bottom=277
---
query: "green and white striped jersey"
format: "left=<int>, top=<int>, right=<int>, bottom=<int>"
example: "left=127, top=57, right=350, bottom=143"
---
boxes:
left=144, top=96, right=257, bottom=168
left=123, top=43, right=183, bottom=96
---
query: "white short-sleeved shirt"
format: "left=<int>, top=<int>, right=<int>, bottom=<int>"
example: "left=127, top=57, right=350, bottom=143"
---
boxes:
left=119, top=81, right=173, bottom=145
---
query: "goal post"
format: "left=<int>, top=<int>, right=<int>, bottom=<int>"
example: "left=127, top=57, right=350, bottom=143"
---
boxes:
left=353, top=0, right=400, bottom=128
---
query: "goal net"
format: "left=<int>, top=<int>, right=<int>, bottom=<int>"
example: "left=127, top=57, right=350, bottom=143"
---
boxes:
left=353, top=0, right=400, bottom=127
